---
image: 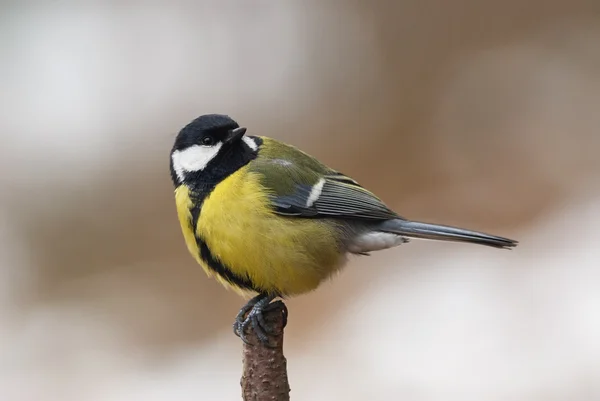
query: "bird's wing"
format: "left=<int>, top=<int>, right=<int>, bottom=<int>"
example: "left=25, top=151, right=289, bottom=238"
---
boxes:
left=272, top=173, right=399, bottom=220
left=248, top=143, right=399, bottom=220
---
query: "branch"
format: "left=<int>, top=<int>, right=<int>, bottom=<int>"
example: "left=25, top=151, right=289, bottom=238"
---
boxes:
left=240, top=302, right=290, bottom=401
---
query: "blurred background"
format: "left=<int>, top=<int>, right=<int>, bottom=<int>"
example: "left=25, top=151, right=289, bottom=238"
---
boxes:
left=1, top=1, right=600, bottom=400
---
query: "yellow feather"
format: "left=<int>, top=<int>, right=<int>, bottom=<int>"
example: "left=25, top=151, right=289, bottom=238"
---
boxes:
left=175, top=185, right=251, bottom=295
left=195, top=166, right=346, bottom=296
left=174, top=185, right=200, bottom=263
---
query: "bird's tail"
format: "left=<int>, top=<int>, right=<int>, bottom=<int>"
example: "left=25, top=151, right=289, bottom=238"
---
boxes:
left=378, top=219, right=518, bottom=249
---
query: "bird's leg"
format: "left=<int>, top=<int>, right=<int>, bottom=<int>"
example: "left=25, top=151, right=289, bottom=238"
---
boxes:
left=233, top=293, right=288, bottom=347
left=233, top=293, right=264, bottom=338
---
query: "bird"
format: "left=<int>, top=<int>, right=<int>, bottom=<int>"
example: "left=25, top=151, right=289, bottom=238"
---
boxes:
left=169, top=114, right=518, bottom=346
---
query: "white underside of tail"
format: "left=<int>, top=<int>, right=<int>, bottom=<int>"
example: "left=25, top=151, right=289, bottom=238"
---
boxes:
left=347, top=232, right=408, bottom=254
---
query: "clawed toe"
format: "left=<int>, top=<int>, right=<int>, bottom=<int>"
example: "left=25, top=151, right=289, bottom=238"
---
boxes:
left=233, top=294, right=287, bottom=347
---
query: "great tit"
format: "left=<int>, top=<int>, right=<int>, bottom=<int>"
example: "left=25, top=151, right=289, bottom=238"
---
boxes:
left=170, top=114, right=518, bottom=345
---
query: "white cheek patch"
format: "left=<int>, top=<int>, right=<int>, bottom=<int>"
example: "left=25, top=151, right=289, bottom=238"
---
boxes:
left=242, top=136, right=258, bottom=151
left=171, top=143, right=222, bottom=181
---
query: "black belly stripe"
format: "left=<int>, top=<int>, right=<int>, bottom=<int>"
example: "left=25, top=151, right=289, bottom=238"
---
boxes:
left=195, top=235, right=258, bottom=292
left=190, top=201, right=203, bottom=233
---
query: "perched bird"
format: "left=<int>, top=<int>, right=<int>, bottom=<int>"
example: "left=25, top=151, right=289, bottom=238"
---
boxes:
left=170, top=114, right=518, bottom=345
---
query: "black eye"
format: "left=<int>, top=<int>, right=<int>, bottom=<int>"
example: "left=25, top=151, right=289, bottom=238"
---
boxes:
left=200, top=135, right=215, bottom=146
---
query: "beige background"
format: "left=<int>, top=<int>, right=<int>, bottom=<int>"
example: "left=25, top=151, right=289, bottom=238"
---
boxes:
left=1, top=1, right=600, bottom=400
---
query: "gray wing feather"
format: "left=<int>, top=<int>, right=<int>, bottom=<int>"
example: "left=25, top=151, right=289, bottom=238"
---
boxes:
left=271, top=184, right=318, bottom=216
left=271, top=174, right=399, bottom=220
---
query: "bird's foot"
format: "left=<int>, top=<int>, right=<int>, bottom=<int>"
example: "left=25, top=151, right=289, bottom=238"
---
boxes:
left=233, top=294, right=288, bottom=347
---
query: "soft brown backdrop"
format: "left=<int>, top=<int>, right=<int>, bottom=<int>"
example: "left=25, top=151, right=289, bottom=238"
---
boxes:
left=1, top=1, right=599, bottom=400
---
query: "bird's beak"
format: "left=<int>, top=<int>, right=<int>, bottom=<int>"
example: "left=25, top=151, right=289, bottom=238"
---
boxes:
left=225, top=127, right=247, bottom=144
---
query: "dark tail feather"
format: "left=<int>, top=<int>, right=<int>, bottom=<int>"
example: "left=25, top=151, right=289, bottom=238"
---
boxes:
left=378, top=219, right=518, bottom=249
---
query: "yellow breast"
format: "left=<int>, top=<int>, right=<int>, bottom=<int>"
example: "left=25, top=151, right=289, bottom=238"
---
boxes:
left=176, top=166, right=346, bottom=296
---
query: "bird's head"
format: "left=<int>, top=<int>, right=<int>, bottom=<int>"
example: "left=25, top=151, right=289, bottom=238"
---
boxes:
left=170, top=114, right=260, bottom=187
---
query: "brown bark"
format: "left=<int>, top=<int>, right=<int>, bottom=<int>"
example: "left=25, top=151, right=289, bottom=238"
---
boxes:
left=240, top=302, right=290, bottom=401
